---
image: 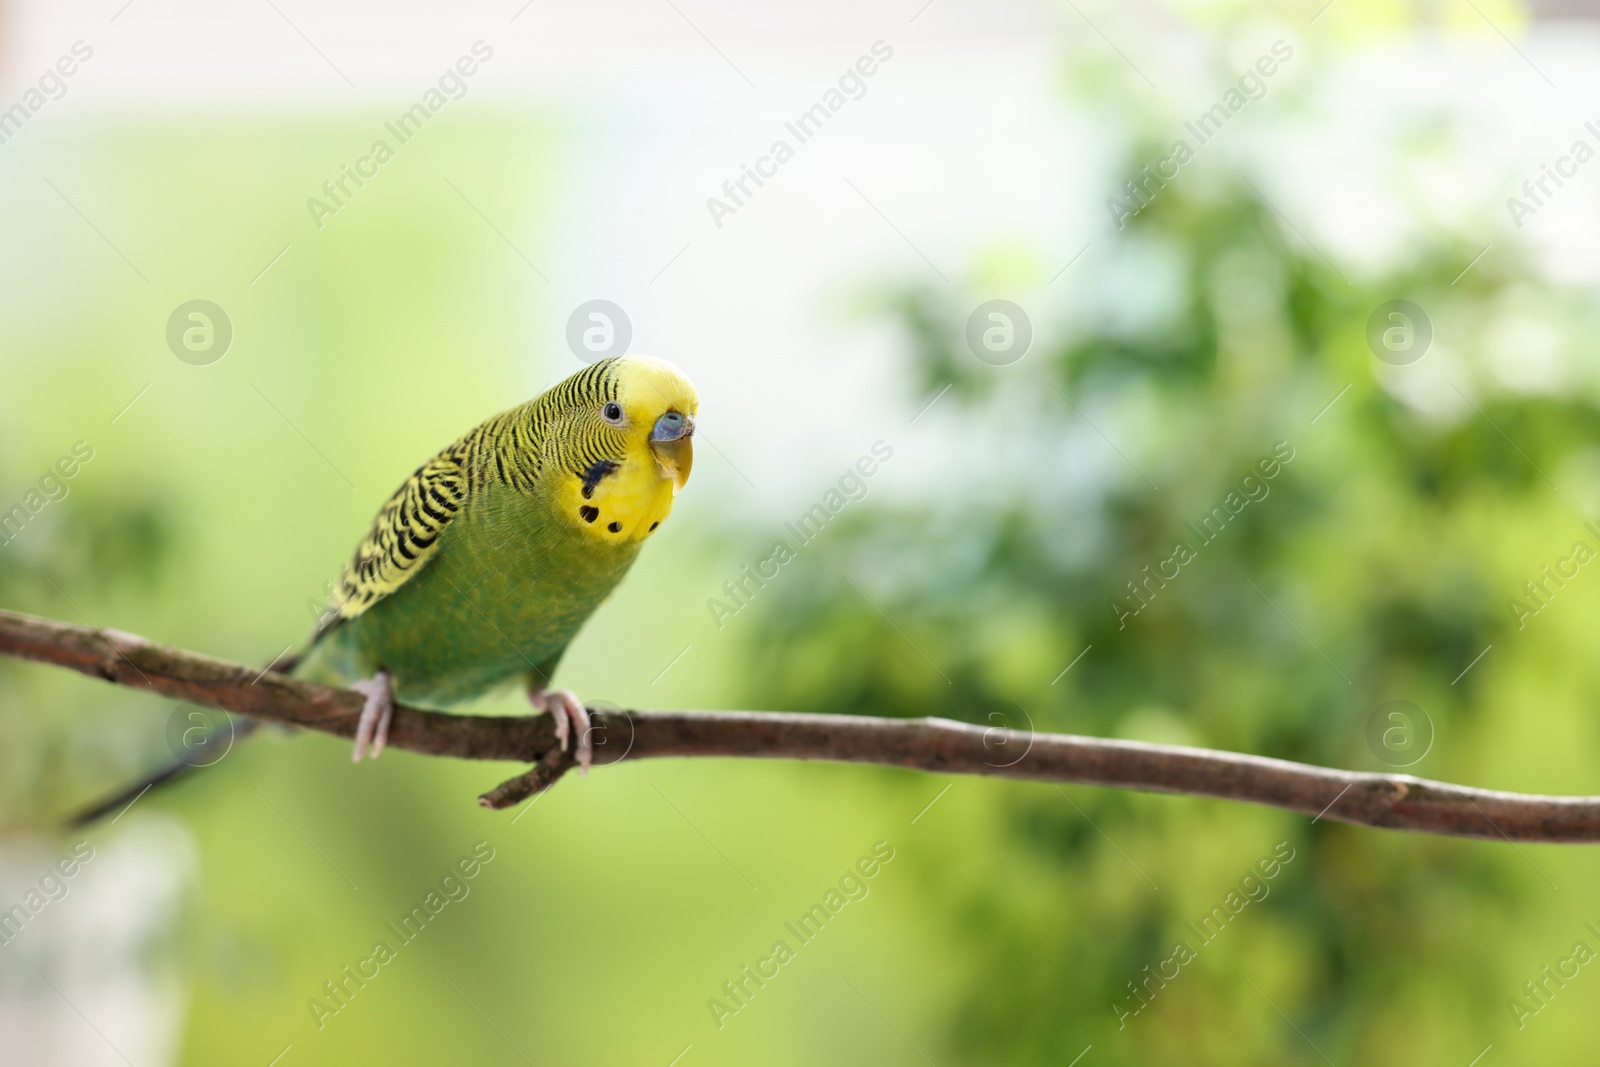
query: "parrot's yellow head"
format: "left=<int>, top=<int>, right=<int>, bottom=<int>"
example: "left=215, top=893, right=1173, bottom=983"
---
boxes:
left=546, top=355, right=698, bottom=543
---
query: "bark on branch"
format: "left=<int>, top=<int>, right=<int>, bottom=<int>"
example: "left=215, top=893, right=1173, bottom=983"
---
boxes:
left=2, top=607, right=1595, bottom=842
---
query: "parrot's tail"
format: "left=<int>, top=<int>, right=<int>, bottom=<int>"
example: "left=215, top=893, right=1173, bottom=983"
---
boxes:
left=63, top=650, right=302, bottom=829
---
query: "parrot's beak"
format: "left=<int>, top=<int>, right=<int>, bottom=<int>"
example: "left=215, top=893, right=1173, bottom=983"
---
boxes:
left=650, top=411, right=694, bottom=491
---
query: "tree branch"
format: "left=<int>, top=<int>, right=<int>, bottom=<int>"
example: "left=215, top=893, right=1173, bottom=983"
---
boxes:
left=2, top=607, right=1595, bottom=842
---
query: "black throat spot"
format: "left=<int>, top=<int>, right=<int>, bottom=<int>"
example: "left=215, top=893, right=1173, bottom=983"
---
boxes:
left=579, top=458, right=621, bottom=500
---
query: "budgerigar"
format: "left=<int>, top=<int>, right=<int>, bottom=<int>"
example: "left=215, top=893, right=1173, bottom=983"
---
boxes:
left=294, top=355, right=697, bottom=769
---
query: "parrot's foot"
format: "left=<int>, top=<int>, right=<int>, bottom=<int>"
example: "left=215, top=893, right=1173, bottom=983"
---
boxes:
left=528, top=686, right=592, bottom=775
left=350, top=668, right=394, bottom=763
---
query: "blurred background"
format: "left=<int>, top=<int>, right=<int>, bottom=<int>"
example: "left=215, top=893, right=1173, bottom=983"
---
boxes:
left=4, top=0, right=1600, bottom=1062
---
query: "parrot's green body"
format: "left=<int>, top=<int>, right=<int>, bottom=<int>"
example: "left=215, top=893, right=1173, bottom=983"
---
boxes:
left=295, top=479, right=642, bottom=706
left=293, top=355, right=698, bottom=710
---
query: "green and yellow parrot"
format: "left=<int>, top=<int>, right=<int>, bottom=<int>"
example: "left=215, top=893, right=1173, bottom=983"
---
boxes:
left=293, top=354, right=697, bottom=769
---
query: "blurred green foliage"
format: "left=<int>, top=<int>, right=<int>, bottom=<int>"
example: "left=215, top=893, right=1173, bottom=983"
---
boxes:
left=721, top=33, right=1600, bottom=1067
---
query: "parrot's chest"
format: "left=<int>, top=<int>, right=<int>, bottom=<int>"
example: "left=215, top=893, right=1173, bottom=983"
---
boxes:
left=312, top=486, right=640, bottom=706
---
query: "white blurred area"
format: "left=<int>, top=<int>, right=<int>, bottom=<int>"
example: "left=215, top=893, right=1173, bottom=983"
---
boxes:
left=0, top=0, right=1079, bottom=509
left=0, top=819, right=194, bottom=1067
left=6, top=1, right=1600, bottom=504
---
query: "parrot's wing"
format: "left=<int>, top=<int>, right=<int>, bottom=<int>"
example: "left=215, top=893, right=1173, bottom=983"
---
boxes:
left=329, top=443, right=469, bottom=623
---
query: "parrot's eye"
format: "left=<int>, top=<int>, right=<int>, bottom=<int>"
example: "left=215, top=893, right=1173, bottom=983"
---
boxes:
left=601, top=402, right=624, bottom=425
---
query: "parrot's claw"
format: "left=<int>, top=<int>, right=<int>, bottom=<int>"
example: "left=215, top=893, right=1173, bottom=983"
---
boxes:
left=528, top=686, right=592, bottom=775
left=351, top=668, right=394, bottom=762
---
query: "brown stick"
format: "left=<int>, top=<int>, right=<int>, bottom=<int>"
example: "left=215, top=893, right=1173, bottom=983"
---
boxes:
left=2, top=607, right=1594, bottom=841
